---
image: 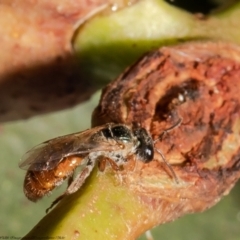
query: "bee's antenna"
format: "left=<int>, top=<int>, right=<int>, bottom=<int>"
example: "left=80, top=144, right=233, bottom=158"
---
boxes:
left=153, top=118, right=182, bottom=184
left=155, top=148, right=179, bottom=184
left=153, top=118, right=182, bottom=144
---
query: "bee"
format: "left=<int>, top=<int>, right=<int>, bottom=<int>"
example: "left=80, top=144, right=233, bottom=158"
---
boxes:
left=19, top=123, right=155, bottom=211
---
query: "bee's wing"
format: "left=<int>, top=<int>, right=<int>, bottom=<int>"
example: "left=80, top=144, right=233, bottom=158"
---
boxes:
left=19, top=126, right=116, bottom=171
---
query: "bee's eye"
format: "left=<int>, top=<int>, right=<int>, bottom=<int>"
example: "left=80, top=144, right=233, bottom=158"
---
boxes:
left=144, top=147, right=154, bottom=161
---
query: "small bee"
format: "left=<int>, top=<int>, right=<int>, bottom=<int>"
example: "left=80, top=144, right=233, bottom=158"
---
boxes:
left=19, top=123, right=155, bottom=211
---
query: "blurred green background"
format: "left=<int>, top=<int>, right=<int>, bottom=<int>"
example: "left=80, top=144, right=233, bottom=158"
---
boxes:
left=0, top=90, right=240, bottom=239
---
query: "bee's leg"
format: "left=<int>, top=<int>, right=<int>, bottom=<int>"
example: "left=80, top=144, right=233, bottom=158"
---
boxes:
left=67, top=172, right=74, bottom=187
left=98, top=156, right=120, bottom=172
left=130, top=155, right=138, bottom=172
left=98, top=156, right=107, bottom=171
left=46, top=157, right=95, bottom=213
left=106, top=158, right=121, bottom=171
left=98, top=156, right=124, bottom=185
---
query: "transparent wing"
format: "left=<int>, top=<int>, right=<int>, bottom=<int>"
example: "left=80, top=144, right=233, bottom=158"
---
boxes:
left=19, top=125, right=115, bottom=171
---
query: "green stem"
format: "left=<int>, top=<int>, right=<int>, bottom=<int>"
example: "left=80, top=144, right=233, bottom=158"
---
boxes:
left=23, top=168, right=153, bottom=240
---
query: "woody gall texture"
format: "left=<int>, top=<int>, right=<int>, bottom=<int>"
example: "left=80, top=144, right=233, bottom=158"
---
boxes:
left=93, top=41, right=240, bottom=226
left=23, top=42, right=240, bottom=239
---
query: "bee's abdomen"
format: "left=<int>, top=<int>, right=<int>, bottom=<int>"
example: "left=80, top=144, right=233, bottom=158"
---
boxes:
left=23, top=156, right=84, bottom=201
left=24, top=170, right=62, bottom=202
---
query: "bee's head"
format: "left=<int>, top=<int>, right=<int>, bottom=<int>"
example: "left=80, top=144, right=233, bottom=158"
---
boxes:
left=133, top=127, right=154, bottom=163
